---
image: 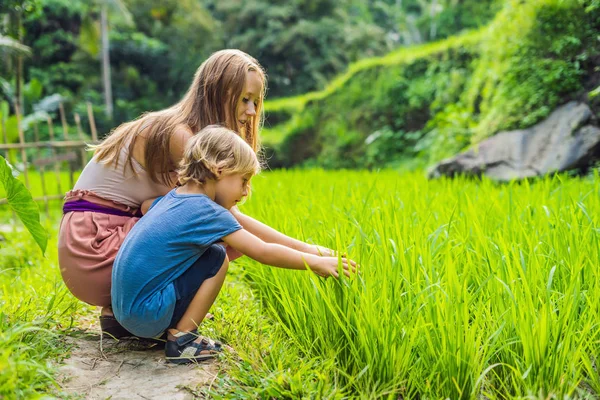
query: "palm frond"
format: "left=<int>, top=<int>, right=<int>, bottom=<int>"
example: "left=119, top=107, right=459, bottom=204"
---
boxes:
left=0, top=35, right=31, bottom=56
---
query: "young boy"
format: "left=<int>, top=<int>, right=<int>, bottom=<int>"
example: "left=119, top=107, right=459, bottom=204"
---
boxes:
left=111, top=125, right=357, bottom=364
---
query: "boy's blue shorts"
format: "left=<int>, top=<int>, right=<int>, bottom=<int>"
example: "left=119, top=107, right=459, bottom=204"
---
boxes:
left=168, top=243, right=227, bottom=328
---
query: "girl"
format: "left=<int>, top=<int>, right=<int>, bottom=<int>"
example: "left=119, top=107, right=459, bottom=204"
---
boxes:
left=111, top=125, right=357, bottom=364
left=58, top=49, right=338, bottom=339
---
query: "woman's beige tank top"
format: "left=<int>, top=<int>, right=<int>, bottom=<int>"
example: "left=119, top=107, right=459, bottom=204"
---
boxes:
left=73, top=144, right=176, bottom=208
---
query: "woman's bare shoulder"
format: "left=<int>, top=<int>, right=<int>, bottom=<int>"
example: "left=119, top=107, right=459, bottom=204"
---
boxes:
left=169, top=124, right=194, bottom=163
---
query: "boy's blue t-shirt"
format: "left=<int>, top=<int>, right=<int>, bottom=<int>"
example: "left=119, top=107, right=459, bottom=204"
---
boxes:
left=111, top=189, right=242, bottom=337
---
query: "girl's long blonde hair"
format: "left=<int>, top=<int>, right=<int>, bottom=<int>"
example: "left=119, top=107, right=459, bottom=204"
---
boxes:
left=178, top=125, right=261, bottom=186
left=91, top=49, right=266, bottom=186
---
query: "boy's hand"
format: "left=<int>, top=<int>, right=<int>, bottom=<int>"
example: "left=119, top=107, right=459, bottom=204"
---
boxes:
left=312, top=245, right=349, bottom=259
left=310, top=256, right=358, bottom=278
left=311, top=245, right=358, bottom=270
left=312, top=245, right=335, bottom=257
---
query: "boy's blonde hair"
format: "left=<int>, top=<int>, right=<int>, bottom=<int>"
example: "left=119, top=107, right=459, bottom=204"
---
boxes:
left=178, top=125, right=261, bottom=186
left=91, top=49, right=266, bottom=187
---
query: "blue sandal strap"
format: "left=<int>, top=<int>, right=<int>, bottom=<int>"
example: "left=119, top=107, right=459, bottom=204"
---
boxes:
left=184, top=338, right=222, bottom=355
left=173, top=332, right=198, bottom=347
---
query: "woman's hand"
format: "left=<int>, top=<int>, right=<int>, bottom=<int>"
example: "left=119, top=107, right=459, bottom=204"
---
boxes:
left=309, top=256, right=358, bottom=278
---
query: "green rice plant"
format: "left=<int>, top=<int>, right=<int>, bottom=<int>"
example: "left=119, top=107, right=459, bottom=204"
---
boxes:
left=205, top=265, right=346, bottom=399
left=2, top=169, right=600, bottom=399
left=234, top=169, right=600, bottom=398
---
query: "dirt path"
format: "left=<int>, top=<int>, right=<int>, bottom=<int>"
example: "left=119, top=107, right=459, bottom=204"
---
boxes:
left=56, top=316, right=219, bottom=400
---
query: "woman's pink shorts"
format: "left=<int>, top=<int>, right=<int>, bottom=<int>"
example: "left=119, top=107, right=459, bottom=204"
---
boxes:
left=58, top=190, right=242, bottom=308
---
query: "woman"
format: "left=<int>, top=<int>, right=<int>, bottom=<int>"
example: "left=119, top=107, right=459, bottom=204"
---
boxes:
left=58, top=49, right=336, bottom=339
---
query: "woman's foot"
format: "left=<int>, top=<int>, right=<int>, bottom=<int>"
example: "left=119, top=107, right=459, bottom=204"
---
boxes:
left=99, top=315, right=136, bottom=339
left=102, top=306, right=213, bottom=320
left=165, top=329, right=223, bottom=364
left=99, top=306, right=212, bottom=341
left=99, top=315, right=167, bottom=346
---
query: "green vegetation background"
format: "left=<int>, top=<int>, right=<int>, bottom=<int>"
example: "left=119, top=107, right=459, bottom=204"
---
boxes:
left=1, top=1, right=600, bottom=398
left=1, top=0, right=500, bottom=159
left=264, top=0, right=600, bottom=170
left=3, top=0, right=598, bottom=172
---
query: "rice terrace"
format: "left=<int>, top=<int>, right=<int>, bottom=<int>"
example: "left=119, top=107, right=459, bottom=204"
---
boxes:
left=2, top=0, right=600, bottom=399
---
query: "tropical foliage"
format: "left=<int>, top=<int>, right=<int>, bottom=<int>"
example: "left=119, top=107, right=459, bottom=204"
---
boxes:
left=263, top=0, right=600, bottom=169
left=0, top=156, right=46, bottom=254
left=0, top=0, right=499, bottom=137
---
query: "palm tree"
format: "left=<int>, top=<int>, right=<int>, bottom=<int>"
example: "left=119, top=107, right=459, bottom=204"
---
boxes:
left=80, top=0, right=133, bottom=120
left=0, top=33, right=31, bottom=56
left=100, top=0, right=132, bottom=120
left=0, top=33, right=31, bottom=108
left=0, top=1, right=35, bottom=113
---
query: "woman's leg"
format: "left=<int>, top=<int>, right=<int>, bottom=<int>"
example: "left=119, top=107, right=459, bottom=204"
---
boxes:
left=101, top=307, right=114, bottom=316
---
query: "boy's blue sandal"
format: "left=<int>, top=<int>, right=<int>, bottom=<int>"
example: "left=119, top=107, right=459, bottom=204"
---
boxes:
left=165, top=331, right=223, bottom=364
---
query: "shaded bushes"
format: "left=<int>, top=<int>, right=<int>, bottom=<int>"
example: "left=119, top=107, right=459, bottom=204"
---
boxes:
left=264, top=0, right=600, bottom=169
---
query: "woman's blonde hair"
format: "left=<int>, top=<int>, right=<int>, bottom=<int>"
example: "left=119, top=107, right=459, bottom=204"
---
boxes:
left=91, top=49, right=266, bottom=186
left=178, top=125, right=261, bottom=186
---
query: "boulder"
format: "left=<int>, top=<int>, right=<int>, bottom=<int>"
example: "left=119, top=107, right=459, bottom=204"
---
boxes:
left=428, top=101, right=600, bottom=180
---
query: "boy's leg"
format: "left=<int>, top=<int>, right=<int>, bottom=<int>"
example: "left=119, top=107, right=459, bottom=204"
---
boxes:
left=164, top=244, right=230, bottom=363
left=171, top=255, right=229, bottom=333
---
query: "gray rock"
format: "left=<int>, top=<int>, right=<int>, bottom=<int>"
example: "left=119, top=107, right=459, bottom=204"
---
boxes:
left=428, top=101, right=600, bottom=180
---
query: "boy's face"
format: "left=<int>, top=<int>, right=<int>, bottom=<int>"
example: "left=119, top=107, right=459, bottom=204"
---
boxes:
left=214, top=172, right=252, bottom=210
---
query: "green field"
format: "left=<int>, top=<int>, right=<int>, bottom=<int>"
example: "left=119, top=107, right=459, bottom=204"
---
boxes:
left=2, top=169, right=600, bottom=398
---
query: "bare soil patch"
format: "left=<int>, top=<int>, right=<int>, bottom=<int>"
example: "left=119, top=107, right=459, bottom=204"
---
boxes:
left=56, top=317, right=218, bottom=400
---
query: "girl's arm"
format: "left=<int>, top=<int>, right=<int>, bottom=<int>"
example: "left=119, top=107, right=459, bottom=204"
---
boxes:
left=222, top=229, right=356, bottom=278
left=230, top=206, right=335, bottom=256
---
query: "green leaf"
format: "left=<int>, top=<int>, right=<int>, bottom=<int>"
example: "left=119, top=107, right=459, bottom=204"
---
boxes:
left=589, top=85, right=600, bottom=100
left=0, top=34, right=32, bottom=56
left=3, top=115, right=18, bottom=143
left=0, top=156, right=47, bottom=255
left=1, top=101, right=8, bottom=118
left=79, top=16, right=100, bottom=57
left=24, top=78, right=43, bottom=104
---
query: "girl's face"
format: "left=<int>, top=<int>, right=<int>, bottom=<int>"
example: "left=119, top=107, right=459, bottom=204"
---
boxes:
left=214, top=172, right=252, bottom=210
left=234, top=70, right=263, bottom=131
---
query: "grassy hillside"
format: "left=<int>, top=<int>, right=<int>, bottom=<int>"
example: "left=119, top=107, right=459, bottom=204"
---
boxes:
left=262, top=0, right=600, bottom=170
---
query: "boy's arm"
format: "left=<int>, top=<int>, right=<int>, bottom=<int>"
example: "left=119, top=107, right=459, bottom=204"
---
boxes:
left=222, top=229, right=355, bottom=278
left=230, top=206, right=336, bottom=256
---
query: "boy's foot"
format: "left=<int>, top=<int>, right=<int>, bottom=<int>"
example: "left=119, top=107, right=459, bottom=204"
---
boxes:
left=165, top=330, right=223, bottom=364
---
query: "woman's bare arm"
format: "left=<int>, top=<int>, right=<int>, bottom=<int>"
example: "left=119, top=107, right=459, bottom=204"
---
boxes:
left=140, top=197, right=160, bottom=215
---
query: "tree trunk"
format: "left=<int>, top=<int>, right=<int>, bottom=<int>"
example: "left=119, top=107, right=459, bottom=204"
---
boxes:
left=430, top=0, right=438, bottom=40
left=101, top=4, right=113, bottom=120
left=15, top=10, right=23, bottom=113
